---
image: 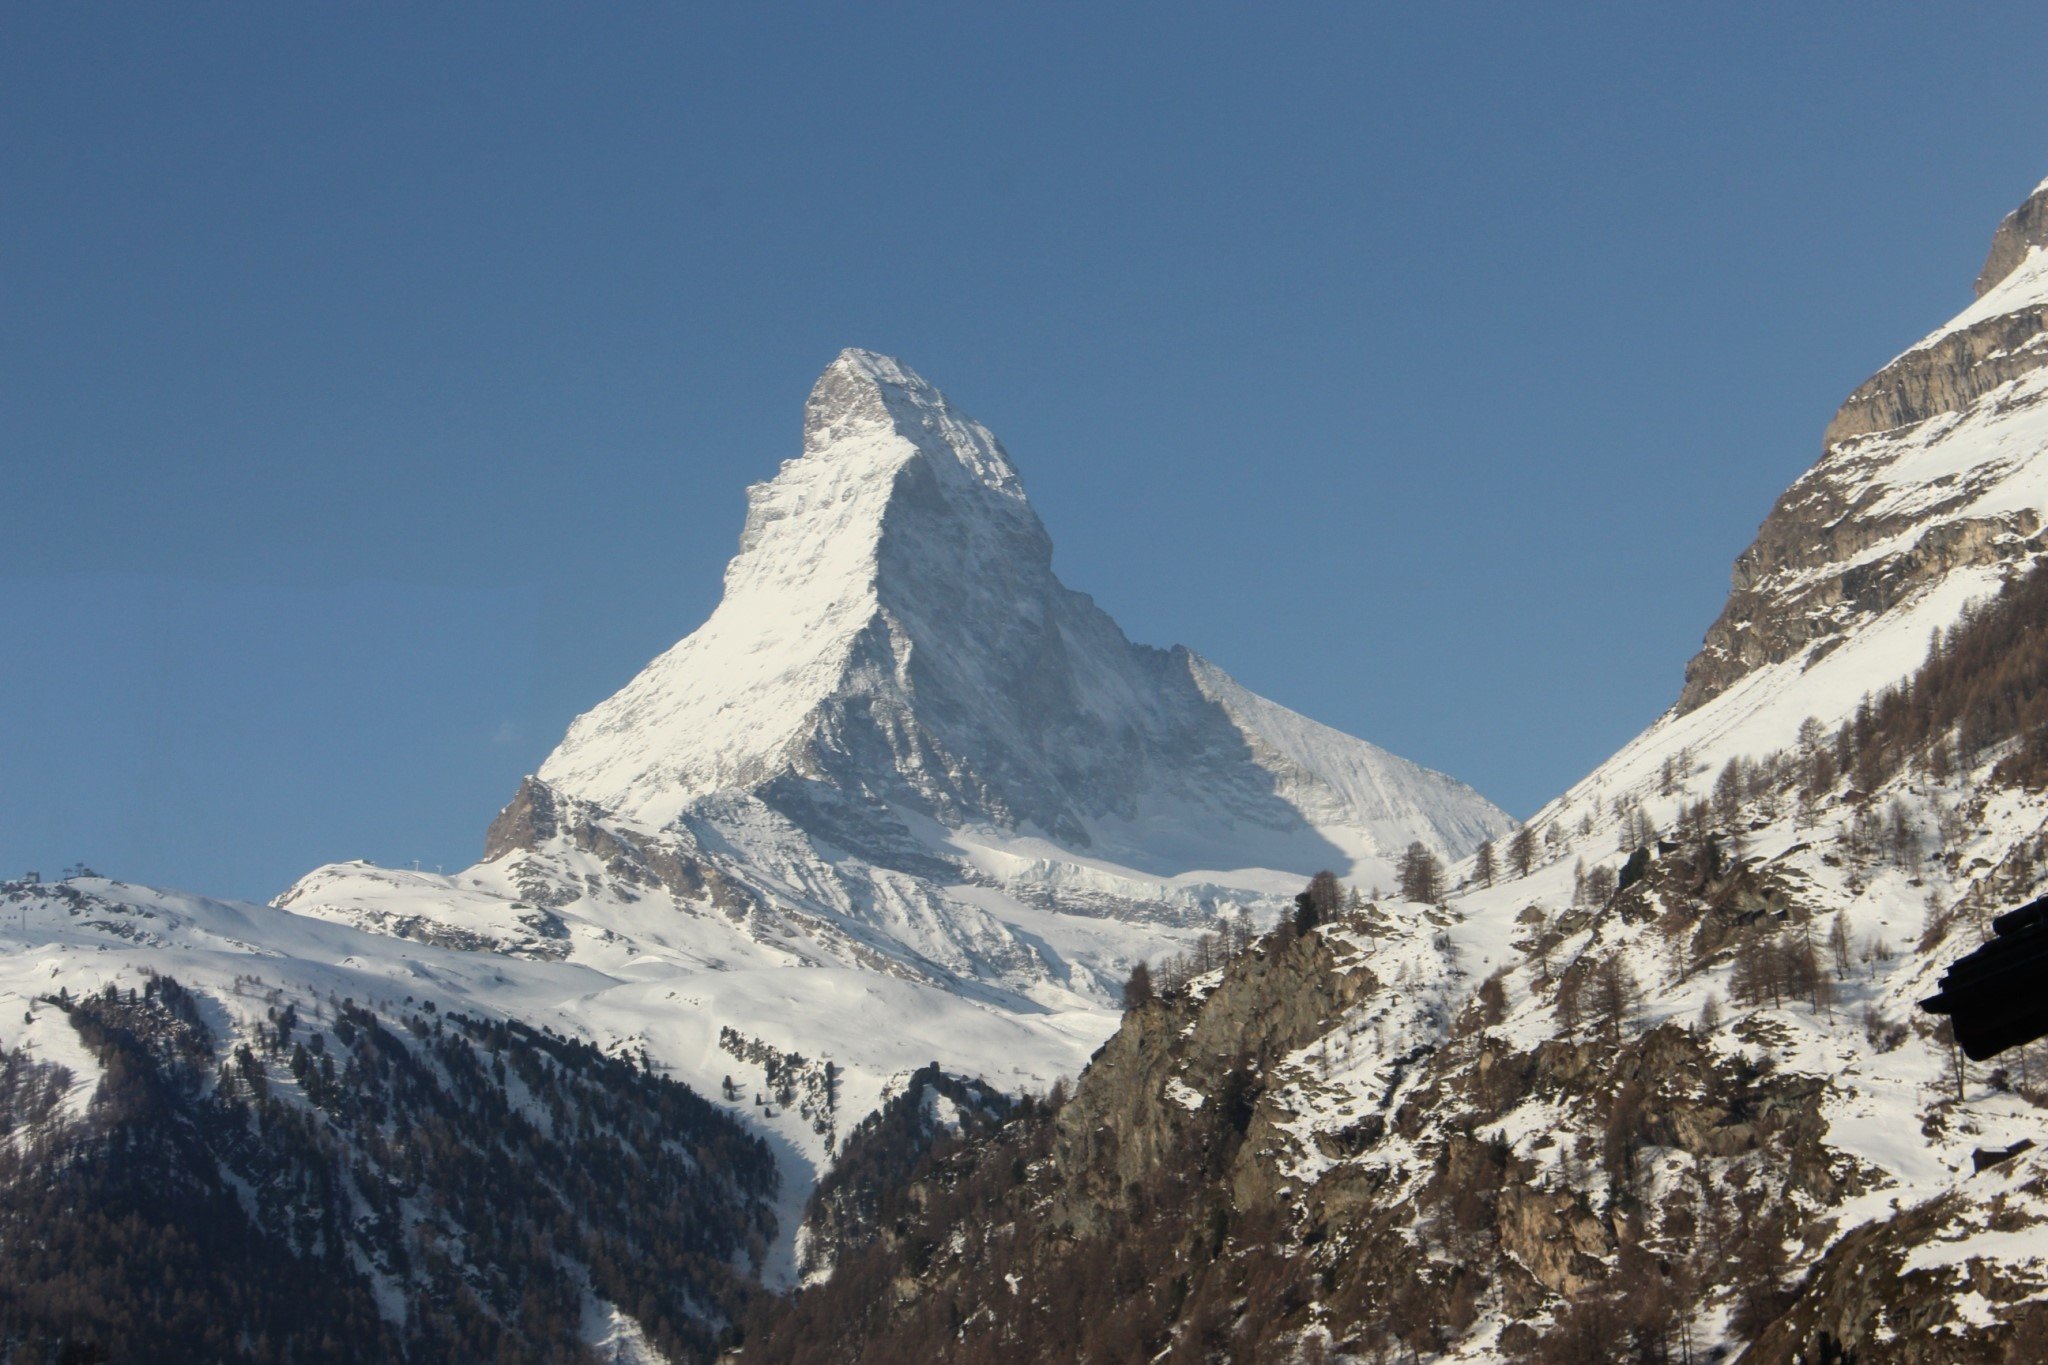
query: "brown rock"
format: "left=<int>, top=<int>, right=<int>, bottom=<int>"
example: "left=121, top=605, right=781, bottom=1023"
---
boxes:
left=1677, top=175, right=2048, bottom=713
left=1976, top=179, right=2048, bottom=299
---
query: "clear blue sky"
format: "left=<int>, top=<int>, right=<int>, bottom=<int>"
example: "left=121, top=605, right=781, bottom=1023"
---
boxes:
left=6, top=4, right=2046, bottom=902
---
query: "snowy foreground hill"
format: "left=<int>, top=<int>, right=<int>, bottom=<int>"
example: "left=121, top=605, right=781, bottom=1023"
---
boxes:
left=741, top=180, right=2048, bottom=1363
left=0, top=349, right=1507, bottom=1357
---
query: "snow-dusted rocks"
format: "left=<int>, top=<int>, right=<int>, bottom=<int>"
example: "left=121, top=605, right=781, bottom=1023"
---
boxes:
left=1682, top=176, right=2048, bottom=715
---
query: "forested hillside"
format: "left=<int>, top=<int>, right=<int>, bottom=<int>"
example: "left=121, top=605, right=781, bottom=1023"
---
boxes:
left=0, top=970, right=777, bottom=1364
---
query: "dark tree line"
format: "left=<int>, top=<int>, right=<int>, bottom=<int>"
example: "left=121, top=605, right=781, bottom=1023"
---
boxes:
left=0, top=978, right=398, bottom=1364
left=1708, top=559, right=2048, bottom=816
left=799, top=1063, right=1015, bottom=1278
left=1843, top=561, right=2048, bottom=791
left=1123, top=872, right=1354, bottom=1014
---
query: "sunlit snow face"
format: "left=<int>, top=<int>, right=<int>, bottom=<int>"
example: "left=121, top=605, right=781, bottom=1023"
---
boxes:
left=535, top=348, right=1506, bottom=866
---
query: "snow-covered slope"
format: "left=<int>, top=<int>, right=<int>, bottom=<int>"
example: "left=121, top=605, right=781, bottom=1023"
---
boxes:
left=261, top=348, right=1508, bottom=1260
left=0, top=874, right=782, bottom=1356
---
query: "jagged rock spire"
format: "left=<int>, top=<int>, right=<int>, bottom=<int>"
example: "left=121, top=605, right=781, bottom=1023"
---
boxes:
left=1976, top=176, right=2048, bottom=298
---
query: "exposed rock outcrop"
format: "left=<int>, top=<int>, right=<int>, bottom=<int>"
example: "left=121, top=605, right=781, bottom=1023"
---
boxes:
left=1679, top=179, right=2048, bottom=712
left=1046, top=925, right=1376, bottom=1237
left=483, top=774, right=761, bottom=915
left=1822, top=306, right=2048, bottom=449
left=1977, top=179, right=2048, bottom=298
left=1745, top=1156, right=2048, bottom=1364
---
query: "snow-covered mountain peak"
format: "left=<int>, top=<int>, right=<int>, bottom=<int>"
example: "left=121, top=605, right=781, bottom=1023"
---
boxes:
left=536, top=348, right=1508, bottom=862
left=797, top=347, right=1026, bottom=497
left=540, top=349, right=1061, bottom=825
left=276, top=349, right=1507, bottom=1256
left=801, top=346, right=944, bottom=444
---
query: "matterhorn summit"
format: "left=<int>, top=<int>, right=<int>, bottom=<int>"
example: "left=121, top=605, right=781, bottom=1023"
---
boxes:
left=536, top=348, right=1054, bottom=829
left=537, top=348, right=1506, bottom=862
left=278, top=348, right=1510, bottom=1216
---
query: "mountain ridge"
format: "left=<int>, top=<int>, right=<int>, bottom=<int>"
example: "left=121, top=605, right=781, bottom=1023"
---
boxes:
left=535, top=346, right=1504, bottom=864
left=1681, top=175, right=2048, bottom=714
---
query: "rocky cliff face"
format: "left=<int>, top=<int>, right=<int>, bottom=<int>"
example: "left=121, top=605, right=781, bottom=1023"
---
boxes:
left=1044, top=923, right=1378, bottom=1235
left=1977, top=179, right=2048, bottom=300
left=1680, top=177, right=2048, bottom=713
left=1745, top=1160, right=2048, bottom=1365
left=731, top=918, right=1386, bottom=1364
left=735, top=873, right=1910, bottom=1363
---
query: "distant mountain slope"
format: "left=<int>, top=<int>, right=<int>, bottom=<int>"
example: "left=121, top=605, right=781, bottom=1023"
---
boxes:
left=0, top=878, right=777, bottom=1364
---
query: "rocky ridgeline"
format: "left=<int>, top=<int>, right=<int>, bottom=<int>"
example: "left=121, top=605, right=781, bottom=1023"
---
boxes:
left=1680, top=178, right=2048, bottom=712
left=1046, top=919, right=1380, bottom=1238
left=483, top=775, right=762, bottom=918
left=1822, top=314, right=2048, bottom=451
